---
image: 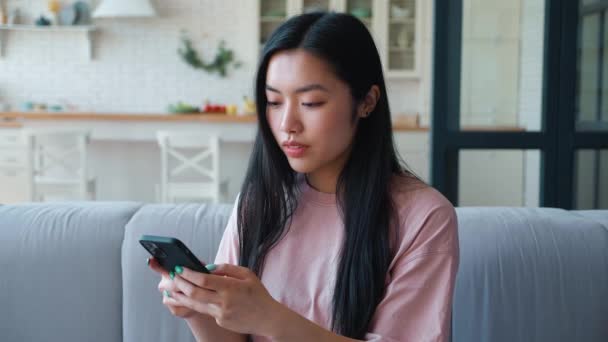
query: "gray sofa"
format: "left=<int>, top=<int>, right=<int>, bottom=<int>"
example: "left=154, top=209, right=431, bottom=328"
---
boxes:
left=0, top=202, right=607, bottom=342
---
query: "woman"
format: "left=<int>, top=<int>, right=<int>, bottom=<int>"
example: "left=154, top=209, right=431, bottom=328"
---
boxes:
left=149, top=12, right=459, bottom=342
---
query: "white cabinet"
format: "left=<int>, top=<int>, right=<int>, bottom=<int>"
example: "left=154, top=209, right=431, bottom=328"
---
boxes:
left=379, top=0, right=421, bottom=78
left=0, top=129, right=30, bottom=204
left=257, top=0, right=420, bottom=78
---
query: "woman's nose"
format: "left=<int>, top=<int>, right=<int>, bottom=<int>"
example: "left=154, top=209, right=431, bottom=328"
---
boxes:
left=280, top=103, right=303, bottom=134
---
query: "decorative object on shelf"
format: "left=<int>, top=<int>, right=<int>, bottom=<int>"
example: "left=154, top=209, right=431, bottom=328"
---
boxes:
left=92, top=0, right=156, bottom=18
left=178, top=31, right=242, bottom=78
left=20, top=101, right=34, bottom=111
left=263, top=9, right=286, bottom=17
left=48, top=104, right=63, bottom=112
left=0, top=1, right=7, bottom=25
left=48, top=0, right=60, bottom=24
left=7, top=8, right=19, bottom=25
left=393, top=113, right=420, bottom=128
left=73, top=1, right=92, bottom=25
left=168, top=101, right=199, bottom=114
left=396, top=29, right=408, bottom=48
left=350, top=7, right=371, bottom=19
left=225, top=104, right=238, bottom=116
left=58, top=5, right=77, bottom=25
left=242, top=96, right=256, bottom=115
left=390, top=5, right=410, bottom=19
left=35, top=15, right=52, bottom=26
left=33, top=103, right=47, bottom=111
left=202, top=101, right=227, bottom=114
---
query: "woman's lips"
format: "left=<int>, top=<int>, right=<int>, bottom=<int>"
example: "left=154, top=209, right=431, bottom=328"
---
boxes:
left=282, top=142, right=309, bottom=158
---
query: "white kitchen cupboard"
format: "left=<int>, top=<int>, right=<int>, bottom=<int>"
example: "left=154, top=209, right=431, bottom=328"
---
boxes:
left=257, top=0, right=421, bottom=78
left=0, top=128, right=31, bottom=204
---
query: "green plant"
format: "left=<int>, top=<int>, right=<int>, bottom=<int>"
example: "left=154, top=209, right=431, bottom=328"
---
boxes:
left=178, top=31, right=242, bottom=77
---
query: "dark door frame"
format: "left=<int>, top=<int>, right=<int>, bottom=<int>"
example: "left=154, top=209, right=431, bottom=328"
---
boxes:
left=431, top=0, right=608, bottom=209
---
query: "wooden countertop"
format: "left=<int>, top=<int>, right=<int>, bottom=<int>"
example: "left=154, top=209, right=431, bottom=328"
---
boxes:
left=0, top=112, right=258, bottom=123
left=0, top=112, right=526, bottom=132
left=0, top=111, right=430, bottom=131
left=0, top=121, right=23, bottom=128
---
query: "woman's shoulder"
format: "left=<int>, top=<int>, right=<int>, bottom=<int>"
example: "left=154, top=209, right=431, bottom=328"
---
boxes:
left=389, top=174, right=458, bottom=249
left=389, top=173, right=455, bottom=213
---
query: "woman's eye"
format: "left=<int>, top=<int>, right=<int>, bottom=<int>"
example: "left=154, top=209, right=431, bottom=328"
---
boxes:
left=267, top=101, right=281, bottom=107
left=302, top=102, right=324, bottom=108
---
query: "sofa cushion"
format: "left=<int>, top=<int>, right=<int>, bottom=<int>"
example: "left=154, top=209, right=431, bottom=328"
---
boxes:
left=121, top=203, right=233, bottom=342
left=452, top=207, right=608, bottom=342
left=0, top=202, right=142, bottom=342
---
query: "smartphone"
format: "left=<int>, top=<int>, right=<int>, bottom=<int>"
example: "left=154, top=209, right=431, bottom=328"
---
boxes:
left=139, top=235, right=209, bottom=274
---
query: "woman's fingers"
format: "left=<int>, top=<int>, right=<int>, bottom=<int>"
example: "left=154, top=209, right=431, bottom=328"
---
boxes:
left=172, top=273, right=223, bottom=305
left=148, top=257, right=199, bottom=319
left=177, top=266, right=233, bottom=291
left=147, top=257, right=169, bottom=276
left=210, top=264, right=252, bottom=280
left=162, top=295, right=197, bottom=318
left=170, top=290, right=221, bottom=317
left=158, top=274, right=182, bottom=294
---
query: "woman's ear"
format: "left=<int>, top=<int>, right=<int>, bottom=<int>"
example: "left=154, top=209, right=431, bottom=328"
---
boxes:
left=358, top=85, right=381, bottom=118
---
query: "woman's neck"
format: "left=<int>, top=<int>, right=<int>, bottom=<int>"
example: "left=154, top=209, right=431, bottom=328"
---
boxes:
left=305, top=171, right=338, bottom=194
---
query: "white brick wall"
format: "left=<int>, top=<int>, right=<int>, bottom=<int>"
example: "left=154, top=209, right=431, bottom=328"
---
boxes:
left=0, top=0, right=428, bottom=116
left=1, top=0, right=259, bottom=112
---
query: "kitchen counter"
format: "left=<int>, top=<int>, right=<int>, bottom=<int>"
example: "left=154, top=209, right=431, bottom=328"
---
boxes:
left=0, top=112, right=257, bottom=123
left=0, top=111, right=430, bottom=132
left=0, top=112, right=259, bottom=142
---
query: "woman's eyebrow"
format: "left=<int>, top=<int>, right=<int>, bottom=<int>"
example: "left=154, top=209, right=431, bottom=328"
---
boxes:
left=266, top=84, right=330, bottom=94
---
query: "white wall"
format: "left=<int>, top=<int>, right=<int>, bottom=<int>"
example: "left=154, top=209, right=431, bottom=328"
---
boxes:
left=0, top=0, right=430, bottom=116
left=1, top=0, right=259, bottom=112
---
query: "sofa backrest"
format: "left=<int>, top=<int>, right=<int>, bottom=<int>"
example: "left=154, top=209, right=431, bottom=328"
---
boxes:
left=1, top=203, right=606, bottom=342
left=121, top=203, right=233, bottom=342
left=452, top=207, right=608, bottom=342
left=0, top=202, right=142, bottom=342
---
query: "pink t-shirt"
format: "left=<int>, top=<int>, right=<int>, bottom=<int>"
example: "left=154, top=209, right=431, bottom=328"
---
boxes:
left=215, top=175, right=460, bottom=341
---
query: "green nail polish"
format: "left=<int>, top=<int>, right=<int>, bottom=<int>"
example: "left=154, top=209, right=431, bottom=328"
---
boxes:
left=163, top=290, right=171, bottom=298
left=205, top=264, right=217, bottom=272
left=174, top=265, right=183, bottom=274
left=169, top=271, right=175, bottom=280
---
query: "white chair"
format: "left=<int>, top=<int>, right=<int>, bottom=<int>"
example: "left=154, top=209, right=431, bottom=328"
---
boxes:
left=24, top=128, right=96, bottom=202
left=156, top=131, right=227, bottom=204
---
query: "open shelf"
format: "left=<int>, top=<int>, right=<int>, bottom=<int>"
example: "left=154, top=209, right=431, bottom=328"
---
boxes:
left=0, top=24, right=97, bottom=60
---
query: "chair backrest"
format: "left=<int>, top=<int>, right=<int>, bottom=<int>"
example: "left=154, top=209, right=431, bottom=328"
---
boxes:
left=156, top=131, right=221, bottom=203
left=24, top=128, right=91, bottom=200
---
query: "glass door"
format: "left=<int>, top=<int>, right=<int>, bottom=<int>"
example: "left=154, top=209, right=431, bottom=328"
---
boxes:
left=432, top=0, right=608, bottom=208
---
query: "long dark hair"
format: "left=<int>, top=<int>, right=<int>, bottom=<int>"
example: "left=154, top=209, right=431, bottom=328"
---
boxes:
left=237, top=12, right=419, bottom=339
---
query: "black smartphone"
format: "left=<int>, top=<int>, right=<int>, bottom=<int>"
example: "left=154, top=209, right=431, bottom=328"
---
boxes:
left=139, top=235, right=209, bottom=274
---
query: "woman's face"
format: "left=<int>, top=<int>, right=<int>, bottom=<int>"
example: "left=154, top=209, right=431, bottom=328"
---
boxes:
left=265, top=49, right=363, bottom=184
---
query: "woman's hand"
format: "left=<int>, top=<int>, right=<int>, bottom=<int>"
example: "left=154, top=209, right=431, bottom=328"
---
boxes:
left=147, top=257, right=199, bottom=319
left=167, top=264, right=285, bottom=337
